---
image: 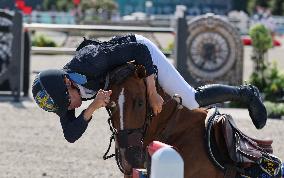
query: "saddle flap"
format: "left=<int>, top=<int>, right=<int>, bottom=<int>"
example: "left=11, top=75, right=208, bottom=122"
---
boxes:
left=212, top=116, right=232, bottom=162
left=221, top=115, right=263, bottom=163
left=220, top=115, right=236, bottom=161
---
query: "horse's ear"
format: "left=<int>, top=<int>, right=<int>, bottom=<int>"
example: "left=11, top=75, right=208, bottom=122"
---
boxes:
left=135, top=65, right=146, bottom=79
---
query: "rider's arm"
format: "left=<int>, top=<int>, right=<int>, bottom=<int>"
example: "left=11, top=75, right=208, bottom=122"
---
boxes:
left=83, top=89, right=112, bottom=121
left=58, top=89, right=111, bottom=143
left=145, top=74, right=157, bottom=96
left=58, top=110, right=91, bottom=143
left=145, top=74, right=164, bottom=115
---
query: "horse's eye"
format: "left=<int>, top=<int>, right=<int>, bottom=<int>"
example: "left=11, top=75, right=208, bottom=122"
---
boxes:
left=134, top=99, right=144, bottom=108
left=138, top=100, right=144, bottom=107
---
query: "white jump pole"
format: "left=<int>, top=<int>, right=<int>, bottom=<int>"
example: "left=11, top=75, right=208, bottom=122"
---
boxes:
left=149, top=141, right=184, bottom=178
left=132, top=141, right=184, bottom=178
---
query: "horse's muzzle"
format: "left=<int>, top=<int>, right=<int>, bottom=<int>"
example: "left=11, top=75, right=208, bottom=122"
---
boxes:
left=116, top=130, right=145, bottom=174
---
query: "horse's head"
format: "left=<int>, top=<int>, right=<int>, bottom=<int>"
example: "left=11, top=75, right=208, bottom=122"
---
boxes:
left=106, top=63, right=150, bottom=175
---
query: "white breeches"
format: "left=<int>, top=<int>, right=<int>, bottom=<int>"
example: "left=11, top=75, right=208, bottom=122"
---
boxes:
left=135, top=34, right=199, bottom=110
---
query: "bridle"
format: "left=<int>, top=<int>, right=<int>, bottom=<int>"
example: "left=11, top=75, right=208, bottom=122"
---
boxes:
left=101, top=64, right=182, bottom=175
left=102, top=88, right=183, bottom=175
left=103, top=77, right=155, bottom=175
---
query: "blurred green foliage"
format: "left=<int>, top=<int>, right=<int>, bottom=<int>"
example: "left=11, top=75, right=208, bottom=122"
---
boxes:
left=245, top=0, right=284, bottom=15
left=248, top=24, right=273, bottom=96
left=271, top=0, right=284, bottom=15
left=41, top=0, right=117, bottom=13
left=250, top=62, right=284, bottom=102
left=264, top=101, right=284, bottom=118
left=32, top=34, right=57, bottom=47
left=247, top=23, right=283, bottom=118
left=81, top=0, right=118, bottom=21
left=43, top=0, right=75, bottom=11
left=163, top=41, right=174, bottom=54
left=249, top=24, right=273, bottom=54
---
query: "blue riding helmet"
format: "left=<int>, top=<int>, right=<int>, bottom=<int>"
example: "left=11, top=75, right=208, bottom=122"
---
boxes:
left=32, top=69, right=70, bottom=115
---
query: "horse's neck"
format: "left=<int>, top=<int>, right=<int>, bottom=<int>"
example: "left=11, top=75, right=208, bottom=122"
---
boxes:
left=157, top=85, right=189, bottom=115
left=157, top=86, right=184, bottom=119
left=144, top=86, right=189, bottom=142
left=144, top=85, right=207, bottom=145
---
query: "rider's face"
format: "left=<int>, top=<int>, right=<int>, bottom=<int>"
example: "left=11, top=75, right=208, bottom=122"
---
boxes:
left=64, top=77, right=82, bottom=110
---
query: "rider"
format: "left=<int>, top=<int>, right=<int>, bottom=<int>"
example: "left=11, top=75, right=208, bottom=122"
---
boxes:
left=32, top=34, right=267, bottom=143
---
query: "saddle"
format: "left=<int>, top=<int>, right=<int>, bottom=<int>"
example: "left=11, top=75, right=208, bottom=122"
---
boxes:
left=205, top=108, right=282, bottom=178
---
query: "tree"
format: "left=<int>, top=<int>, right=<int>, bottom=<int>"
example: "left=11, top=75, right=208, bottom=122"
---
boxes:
left=42, top=0, right=75, bottom=11
left=42, top=0, right=55, bottom=11
left=246, top=0, right=257, bottom=15
left=249, top=24, right=273, bottom=91
left=246, top=0, right=274, bottom=15
left=56, top=0, right=74, bottom=11
left=255, top=0, right=269, bottom=8
left=271, top=0, right=284, bottom=15
left=80, top=0, right=118, bottom=21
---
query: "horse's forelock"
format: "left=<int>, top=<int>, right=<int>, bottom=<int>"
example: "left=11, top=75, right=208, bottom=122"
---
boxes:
left=135, top=65, right=146, bottom=79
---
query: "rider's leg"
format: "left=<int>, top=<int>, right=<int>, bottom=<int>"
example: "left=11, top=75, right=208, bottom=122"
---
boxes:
left=195, top=84, right=267, bottom=129
left=135, top=34, right=199, bottom=110
left=135, top=34, right=267, bottom=129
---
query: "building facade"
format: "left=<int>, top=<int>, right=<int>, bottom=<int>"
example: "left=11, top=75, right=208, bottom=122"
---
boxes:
left=117, top=0, right=233, bottom=16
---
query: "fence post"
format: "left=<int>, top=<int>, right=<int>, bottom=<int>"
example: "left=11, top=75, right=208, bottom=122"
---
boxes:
left=174, top=5, right=199, bottom=86
left=174, top=5, right=187, bottom=69
left=23, top=29, right=30, bottom=97
left=11, top=11, right=24, bottom=101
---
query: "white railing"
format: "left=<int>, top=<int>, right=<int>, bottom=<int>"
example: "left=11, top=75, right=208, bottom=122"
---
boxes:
left=24, top=23, right=174, bottom=33
left=25, top=23, right=174, bottom=55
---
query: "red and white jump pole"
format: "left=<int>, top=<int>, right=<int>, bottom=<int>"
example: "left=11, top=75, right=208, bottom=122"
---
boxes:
left=133, top=141, right=184, bottom=178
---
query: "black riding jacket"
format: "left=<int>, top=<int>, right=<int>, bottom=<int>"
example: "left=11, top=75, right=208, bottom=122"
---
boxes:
left=58, top=34, right=155, bottom=143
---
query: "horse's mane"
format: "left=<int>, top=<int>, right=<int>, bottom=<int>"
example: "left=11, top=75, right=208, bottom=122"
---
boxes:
left=108, top=63, right=136, bottom=85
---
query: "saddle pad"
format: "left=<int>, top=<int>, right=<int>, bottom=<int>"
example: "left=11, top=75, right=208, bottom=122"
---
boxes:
left=237, top=153, right=282, bottom=177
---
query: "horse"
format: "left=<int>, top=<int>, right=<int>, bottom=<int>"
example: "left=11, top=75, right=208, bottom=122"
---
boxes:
left=104, top=63, right=282, bottom=178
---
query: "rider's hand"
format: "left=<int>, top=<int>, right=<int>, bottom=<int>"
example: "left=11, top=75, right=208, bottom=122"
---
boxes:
left=83, top=89, right=112, bottom=121
left=93, top=89, right=112, bottom=108
left=149, top=91, right=164, bottom=116
left=146, top=74, right=164, bottom=116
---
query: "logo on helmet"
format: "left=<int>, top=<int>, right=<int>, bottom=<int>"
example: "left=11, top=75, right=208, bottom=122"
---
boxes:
left=35, top=90, right=59, bottom=112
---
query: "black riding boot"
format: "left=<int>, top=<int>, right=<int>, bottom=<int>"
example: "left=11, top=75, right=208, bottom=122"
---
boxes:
left=195, top=84, right=267, bottom=129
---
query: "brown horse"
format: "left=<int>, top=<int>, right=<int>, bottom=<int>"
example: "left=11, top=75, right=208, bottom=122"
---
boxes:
left=104, top=64, right=222, bottom=178
left=105, top=64, right=281, bottom=178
